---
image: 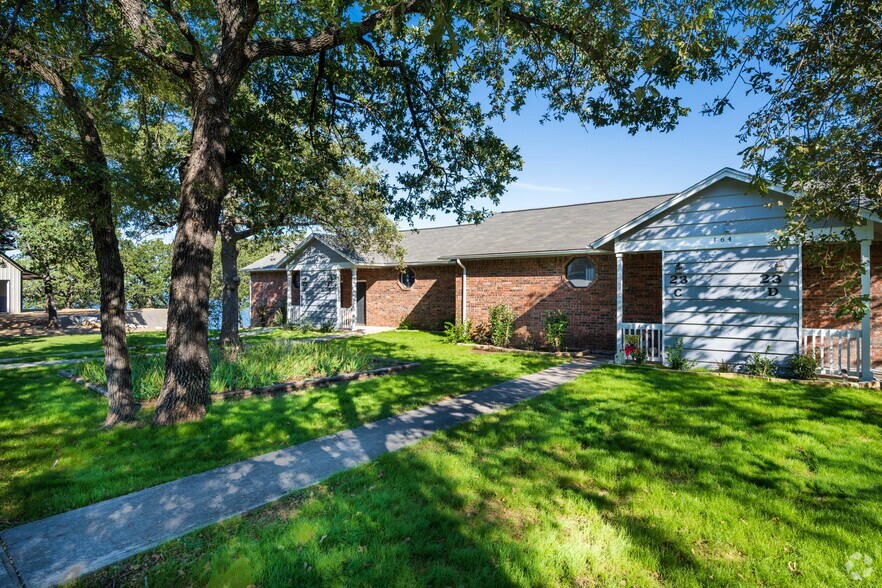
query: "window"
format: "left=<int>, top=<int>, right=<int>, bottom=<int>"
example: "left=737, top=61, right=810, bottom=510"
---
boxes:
left=566, top=258, right=596, bottom=288
left=399, top=267, right=415, bottom=289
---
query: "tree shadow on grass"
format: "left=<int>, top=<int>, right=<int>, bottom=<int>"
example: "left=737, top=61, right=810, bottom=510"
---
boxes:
left=2, top=332, right=563, bottom=527
left=80, top=363, right=882, bottom=586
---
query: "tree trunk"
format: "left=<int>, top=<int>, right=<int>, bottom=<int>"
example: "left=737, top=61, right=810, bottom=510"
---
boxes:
left=218, top=222, right=242, bottom=351
left=153, top=91, right=230, bottom=425
left=90, top=208, right=137, bottom=427
left=43, top=273, right=59, bottom=328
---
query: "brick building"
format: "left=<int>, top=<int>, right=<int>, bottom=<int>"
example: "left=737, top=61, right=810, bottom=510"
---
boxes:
left=245, top=168, right=882, bottom=381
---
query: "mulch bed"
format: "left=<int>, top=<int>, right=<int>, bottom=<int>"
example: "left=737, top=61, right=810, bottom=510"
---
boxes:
left=617, top=362, right=880, bottom=389
left=59, top=359, right=420, bottom=404
left=464, top=343, right=596, bottom=358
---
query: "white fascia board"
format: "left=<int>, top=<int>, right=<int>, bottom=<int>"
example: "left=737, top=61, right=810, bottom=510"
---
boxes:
left=590, top=168, right=794, bottom=251
left=614, top=225, right=871, bottom=253
left=292, top=262, right=355, bottom=271
left=438, top=248, right=611, bottom=261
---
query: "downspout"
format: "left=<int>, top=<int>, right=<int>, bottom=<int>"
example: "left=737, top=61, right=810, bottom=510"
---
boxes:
left=455, top=258, right=467, bottom=323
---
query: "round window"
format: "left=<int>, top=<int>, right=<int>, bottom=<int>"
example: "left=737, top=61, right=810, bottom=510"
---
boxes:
left=566, top=258, right=596, bottom=288
left=399, top=267, right=415, bottom=289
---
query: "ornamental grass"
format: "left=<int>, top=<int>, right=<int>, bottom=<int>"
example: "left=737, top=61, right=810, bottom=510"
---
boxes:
left=72, top=341, right=373, bottom=401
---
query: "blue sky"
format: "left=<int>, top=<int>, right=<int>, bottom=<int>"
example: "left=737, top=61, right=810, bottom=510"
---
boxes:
left=411, top=78, right=767, bottom=229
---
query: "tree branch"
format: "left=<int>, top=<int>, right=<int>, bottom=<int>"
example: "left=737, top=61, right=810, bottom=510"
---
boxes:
left=117, top=0, right=196, bottom=79
left=0, top=0, right=25, bottom=48
left=357, top=37, right=436, bottom=171
left=244, top=0, right=427, bottom=62
left=159, top=0, right=204, bottom=63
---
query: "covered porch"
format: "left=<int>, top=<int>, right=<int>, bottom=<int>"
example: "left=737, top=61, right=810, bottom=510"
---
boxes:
left=613, top=243, right=874, bottom=381
left=286, top=265, right=361, bottom=331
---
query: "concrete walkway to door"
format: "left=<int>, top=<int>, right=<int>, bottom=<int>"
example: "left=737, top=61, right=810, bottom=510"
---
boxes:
left=0, top=357, right=604, bottom=588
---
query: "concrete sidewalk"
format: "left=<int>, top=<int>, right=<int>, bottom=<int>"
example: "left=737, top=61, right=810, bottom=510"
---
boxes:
left=0, top=357, right=603, bottom=587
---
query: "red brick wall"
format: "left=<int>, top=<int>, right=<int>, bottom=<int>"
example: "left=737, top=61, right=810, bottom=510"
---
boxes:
left=359, top=265, right=456, bottom=329
left=340, top=269, right=353, bottom=308
left=622, top=252, right=663, bottom=324
left=454, top=256, right=592, bottom=350
left=802, top=242, right=882, bottom=364
left=249, top=271, right=289, bottom=325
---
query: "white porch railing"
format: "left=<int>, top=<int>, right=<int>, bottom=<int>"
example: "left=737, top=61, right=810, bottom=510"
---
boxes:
left=618, top=322, right=665, bottom=363
left=801, top=328, right=862, bottom=378
left=288, top=304, right=301, bottom=324
left=339, top=306, right=355, bottom=330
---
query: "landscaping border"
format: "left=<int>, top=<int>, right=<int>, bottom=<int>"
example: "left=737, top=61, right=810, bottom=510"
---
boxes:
left=464, top=343, right=596, bottom=358
left=616, top=362, right=880, bottom=389
left=59, top=360, right=421, bottom=404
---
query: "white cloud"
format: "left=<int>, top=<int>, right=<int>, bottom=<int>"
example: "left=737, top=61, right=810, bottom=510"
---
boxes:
left=512, top=182, right=573, bottom=193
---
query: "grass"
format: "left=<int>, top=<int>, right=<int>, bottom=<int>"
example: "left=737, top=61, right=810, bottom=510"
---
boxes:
left=84, top=366, right=882, bottom=587
left=0, top=331, right=167, bottom=363
left=0, top=327, right=327, bottom=364
left=0, top=330, right=561, bottom=528
left=70, top=341, right=375, bottom=400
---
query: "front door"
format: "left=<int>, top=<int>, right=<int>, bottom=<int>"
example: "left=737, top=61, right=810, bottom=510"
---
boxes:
left=0, top=280, right=7, bottom=313
left=356, top=282, right=366, bottom=325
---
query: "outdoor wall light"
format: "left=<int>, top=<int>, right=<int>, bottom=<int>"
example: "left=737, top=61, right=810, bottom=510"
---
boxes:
left=775, top=261, right=784, bottom=273
left=675, top=262, right=685, bottom=272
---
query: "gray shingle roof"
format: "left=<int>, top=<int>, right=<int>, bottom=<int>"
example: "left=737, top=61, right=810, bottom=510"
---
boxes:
left=439, top=194, right=673, bottom=259
left=243, top=192, right=674, bottom=270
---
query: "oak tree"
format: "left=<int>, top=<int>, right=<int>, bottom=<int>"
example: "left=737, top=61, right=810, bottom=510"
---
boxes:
left=111, top=0, right=739, bottom=423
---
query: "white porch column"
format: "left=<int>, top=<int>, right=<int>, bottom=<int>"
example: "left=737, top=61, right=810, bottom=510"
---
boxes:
left=616, top=252, right=623, bottom=352
left=286, top=270, right=293, bottom=323
left=352, top=267, right=358, bottom=329
left=861, top=240, right=872, bottom=381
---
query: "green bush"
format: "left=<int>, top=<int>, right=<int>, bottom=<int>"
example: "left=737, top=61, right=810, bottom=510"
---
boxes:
left=254, top=305, right=268, bottom=327
left=788, top=353, right=819, bottom=380
left=666, top=337, right=695, bottom=371
left=272, top=307, right=287, bottom=327
left=443, top=320, right=473, bottom=344
left=488, top=303, right=515, bottom=348
left=745, top=347, right=777, bottom=378
left=543, top=310, right=569, bottom=351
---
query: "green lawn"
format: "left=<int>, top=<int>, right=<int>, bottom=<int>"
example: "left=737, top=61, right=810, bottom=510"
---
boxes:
left=0, top=327, right=326, bottom=363
left=85, top=366, right=882, bottom=587
left=0, top=331, right=560, bottom=528
left=0, top=331, right=168, bottom=363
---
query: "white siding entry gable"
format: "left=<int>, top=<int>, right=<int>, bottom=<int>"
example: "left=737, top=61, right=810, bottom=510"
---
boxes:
left=617, top=177, right=803, bottom=369
left=288, top=241, right=350, bottom=328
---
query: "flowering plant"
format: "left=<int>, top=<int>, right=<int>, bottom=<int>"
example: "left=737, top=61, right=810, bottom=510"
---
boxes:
left=623, top=334, right=647, bottom=364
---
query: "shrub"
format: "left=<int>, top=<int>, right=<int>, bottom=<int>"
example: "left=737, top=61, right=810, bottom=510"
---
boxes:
left=398, top=317, right=413, bottom=330
left=443, top=320, right=473, bottom=344
left=319, top=321, right=335, bottom=333
left=272, top=307, right=287, bottom=327
left=788, top=353, right=819, bottom=380
left=488, top=303, right=515, bottom=348
left=745, top=347, right=777, bottom=378
left=666, top=337, right=695, bottom=371
left=254, top=305, right=268, bottom=327
left=716, top=359, right=733, bottom=373
left=543, top=310, right=569, bottom=351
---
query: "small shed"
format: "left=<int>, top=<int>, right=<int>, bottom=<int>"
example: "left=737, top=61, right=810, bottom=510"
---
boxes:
left=0, top=253, right=39, bottom=314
